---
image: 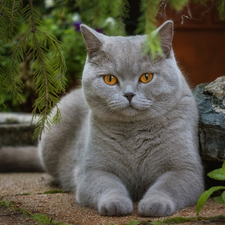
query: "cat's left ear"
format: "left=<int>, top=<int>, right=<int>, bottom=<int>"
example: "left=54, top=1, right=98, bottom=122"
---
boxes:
left=154, top=20, right=174, bottom=57
left=80, top=24, right=105, bottom=59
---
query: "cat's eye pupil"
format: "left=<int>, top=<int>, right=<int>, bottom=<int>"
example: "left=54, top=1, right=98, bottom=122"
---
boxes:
left=104, top=75, right=118, bottom=85
left=139, top=73, right=153, bottom=83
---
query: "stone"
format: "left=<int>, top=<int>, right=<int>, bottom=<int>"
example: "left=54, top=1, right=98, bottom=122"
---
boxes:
left=193, top=76, right=225, bottom=189
left=193, top=76, right=225, bottom=163
left=0, top=113, right=38, bottom=146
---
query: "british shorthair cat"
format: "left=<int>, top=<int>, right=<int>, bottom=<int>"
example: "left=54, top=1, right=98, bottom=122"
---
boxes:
left=38, top=20, right=204, bottom=217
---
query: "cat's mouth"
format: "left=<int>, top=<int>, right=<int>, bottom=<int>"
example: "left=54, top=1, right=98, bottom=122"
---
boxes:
left=108, top=99, right=152, bottom=116
left=121, top=104, right=140, bottom=116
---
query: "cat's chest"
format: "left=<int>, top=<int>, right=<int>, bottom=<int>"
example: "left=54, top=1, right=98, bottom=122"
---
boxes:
left=99, top=121, right=166, bottom=153
left=89, top=120, right=169, bottom=169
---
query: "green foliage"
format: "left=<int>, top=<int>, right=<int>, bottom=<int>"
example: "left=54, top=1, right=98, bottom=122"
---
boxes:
left=130, top=216, right=225, bottom=225
left=1, top=0, right=225, bottom=138
left=214, top=191, right=225, bottom=204
left=207, top=168, right=225, bottom=180
left=168, top=0, right=188, bottom=11
left=217, top=0, right=225, bottom=19
left=0, top=198, right=71, bottom=225
left=43, top=189, right=66, bottom=194
left=1, top=0, right=67, bottom=138
left=162, top=217, right=193, bottom=224
left=150, top=221, right=164, bottom=225
left=196, top=161, right=225, bottom=215
left=126, top=220, right=140, bottom=225
left=76, top=0, right=129, bottom=35
left=39, top=7, right=86, bottom=85
left=136, top=0, right=161, bottom=59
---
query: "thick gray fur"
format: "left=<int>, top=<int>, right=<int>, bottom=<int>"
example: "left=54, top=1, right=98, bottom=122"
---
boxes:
left=39, top=21, right=204, bottom=217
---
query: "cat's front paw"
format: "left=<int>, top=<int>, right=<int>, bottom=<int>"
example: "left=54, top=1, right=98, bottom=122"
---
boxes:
left=138, top=195, right=175, bottom=217
left=98, top=195, right=133, bottom=216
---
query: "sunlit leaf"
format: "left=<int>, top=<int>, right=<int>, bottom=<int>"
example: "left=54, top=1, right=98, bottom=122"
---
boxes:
left=222, top=161, right=225, bottom=177
left=207, top=168, right=225, bottom=180
left=213, top=191, right=225, bottom=204
left=196, top=186, right=225, bottom=215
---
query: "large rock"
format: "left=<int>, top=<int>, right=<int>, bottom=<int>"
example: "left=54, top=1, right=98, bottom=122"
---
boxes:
left=0, top=113, right=37, bottom=146
left=193, top=76, right=225, bottom=162
left=193, top=76, right=225, bottom=188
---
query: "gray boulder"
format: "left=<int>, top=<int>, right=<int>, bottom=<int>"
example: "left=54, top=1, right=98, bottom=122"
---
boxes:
left=193, top=76, right=225, bottom=162
left=193, top=76, right=225, bottom=188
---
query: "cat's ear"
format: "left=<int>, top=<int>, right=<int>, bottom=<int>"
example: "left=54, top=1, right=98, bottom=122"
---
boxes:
left=154, top=20, right=174, bottom=57
left=80, top=24, right=104, bottom=59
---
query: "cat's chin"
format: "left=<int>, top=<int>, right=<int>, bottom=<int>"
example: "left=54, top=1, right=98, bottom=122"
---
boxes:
left=120, top=106, right=139, bottom=117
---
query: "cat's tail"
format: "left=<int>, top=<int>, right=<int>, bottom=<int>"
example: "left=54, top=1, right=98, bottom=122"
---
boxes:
left=0, top=146, right=44, bottom=172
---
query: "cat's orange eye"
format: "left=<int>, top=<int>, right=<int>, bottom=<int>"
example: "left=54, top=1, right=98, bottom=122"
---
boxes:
left=139, top=73, right=153, bottom=83
left=104, top=75, right=118, bottom=85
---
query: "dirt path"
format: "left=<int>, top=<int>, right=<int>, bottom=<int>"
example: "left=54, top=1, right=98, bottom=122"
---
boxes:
left=0, top=173, right=225, bottom=225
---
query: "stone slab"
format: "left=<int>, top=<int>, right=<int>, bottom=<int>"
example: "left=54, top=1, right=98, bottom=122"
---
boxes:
left=0, top=113, right=37, bottom=146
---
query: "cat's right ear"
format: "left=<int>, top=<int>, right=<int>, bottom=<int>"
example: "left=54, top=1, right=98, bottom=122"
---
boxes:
left=152, top=20, right=174, bottom=57
left=80, top=24, right=104, bottom=59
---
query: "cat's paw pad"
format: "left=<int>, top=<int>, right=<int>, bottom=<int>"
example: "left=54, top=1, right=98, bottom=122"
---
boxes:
left=138, top=195, right=175, bottom=217
left=98, top=195, right=133, bottom=216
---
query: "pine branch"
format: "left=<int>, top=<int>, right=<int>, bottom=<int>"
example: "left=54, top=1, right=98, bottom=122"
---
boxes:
left=110, top=0, right=130, bottom=35
left=10, top=31, right=32, bottom=103
left=30, top=0, right=49, bottom=139
left=217, top=0, right=225, bottom=20
left=8, top=0, right=16, bottom=31
left=0, top=0, right=21, bottom=41
left=168, top=0, right=188, bottom=11
left=36, top=28, right=66, bottom=88
left=0, top=0, right=11, bottom=41
left=26, top=0, right=66, bottom=139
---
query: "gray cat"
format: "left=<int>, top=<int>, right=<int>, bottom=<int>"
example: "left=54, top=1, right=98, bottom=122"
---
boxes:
left=38, top=20, right=204, bottom=217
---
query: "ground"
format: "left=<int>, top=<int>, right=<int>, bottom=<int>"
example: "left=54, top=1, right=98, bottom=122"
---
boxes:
left=0, top=173, right=225, bottom=225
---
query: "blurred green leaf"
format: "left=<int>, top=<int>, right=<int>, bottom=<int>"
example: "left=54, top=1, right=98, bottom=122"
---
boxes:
left=207, top=168, right=225, bottom=180
left=222, top=160, right=225, bottom=177
left=196, top=186, right=225, bottom=215
left=213, top=191, right=225, bottom=204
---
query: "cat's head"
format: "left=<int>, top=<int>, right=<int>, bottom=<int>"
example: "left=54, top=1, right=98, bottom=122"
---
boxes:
left=80, top=21, right=185, bottom=122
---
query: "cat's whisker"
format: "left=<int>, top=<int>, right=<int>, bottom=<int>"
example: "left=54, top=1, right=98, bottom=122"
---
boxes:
left=91, top=105, right=114, bottom=126
left=85, top=95, right=103, bottom=104
left=101, top=108, right=114, bottom=122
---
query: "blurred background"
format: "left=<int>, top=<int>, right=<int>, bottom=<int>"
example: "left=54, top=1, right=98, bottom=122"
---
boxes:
left=1, top=0, right=225, bottom=113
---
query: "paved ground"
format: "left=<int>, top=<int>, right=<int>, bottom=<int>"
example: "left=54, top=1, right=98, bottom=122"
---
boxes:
left=0, top=173, right=225, bottom=225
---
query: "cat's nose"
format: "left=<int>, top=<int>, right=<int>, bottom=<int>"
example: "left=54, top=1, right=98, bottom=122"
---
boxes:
left=123, top=92, right=135, bottom=103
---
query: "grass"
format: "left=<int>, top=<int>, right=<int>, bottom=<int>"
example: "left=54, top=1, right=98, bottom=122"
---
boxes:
left=42, top=189, right=66, bottom=194
left=0, top=199, right=71, bottom=225
left=15, top=189, right=66, bottom=196
left=122, top=215, right=225, bottom=225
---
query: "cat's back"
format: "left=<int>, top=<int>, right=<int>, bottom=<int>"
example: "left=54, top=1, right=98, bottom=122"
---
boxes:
left=39, top=88, right=89, bottom=182
left=44, top=87, right=89, bottom=139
